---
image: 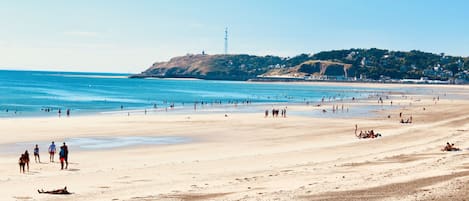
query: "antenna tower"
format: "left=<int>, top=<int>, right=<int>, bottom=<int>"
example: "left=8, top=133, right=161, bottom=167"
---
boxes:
left=224, top=27, right=228, bottom=55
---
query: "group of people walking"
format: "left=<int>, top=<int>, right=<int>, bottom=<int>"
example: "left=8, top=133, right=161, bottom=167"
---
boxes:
left=19, top=141, right=69, bottom=173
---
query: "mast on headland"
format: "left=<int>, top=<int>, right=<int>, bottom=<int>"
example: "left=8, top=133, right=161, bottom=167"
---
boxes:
left=224, top=27, right=228, bottom=55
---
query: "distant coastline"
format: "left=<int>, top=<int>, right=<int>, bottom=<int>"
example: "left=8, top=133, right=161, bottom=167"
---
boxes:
left=131, top=48, right=469, bottom=84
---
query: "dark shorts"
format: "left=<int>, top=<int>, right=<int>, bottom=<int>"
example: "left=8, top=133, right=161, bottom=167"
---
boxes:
left=49, top=151, right=55, bottom=155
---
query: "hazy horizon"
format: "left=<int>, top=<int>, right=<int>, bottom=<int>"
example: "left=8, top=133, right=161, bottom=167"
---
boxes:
left=1, top=0, right=469, bottom=73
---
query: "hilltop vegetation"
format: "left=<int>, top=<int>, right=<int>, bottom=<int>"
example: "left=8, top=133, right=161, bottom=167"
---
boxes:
left=131, top=48, right=469, bottom=81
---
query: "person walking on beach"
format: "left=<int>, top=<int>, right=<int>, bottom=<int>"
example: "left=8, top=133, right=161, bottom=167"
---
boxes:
left=24, top=150, right=29, bottom=172
left=23, top=150, right=30, bottom=172
left=34, top=144, right=40, bottom=163
left=66, top=109, right=70, bottom=117
left=59, top=146, right=65, bottom=170
left=19, top=153, right=26, bottom=173
left=59, top=142, right=69, bottom=169
left=48, top=141, right=56, bottom=162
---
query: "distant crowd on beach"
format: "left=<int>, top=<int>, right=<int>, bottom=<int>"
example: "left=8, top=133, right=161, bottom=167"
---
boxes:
left=19, top=141, right=69, bottom=173
left=1, top=107, right=72, bottom=117
left=265, top=107, right=287, bottom=118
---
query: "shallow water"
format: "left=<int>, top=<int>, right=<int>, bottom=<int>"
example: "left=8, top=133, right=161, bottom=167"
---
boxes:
left=1, top=136, right=191, bottom=155
left=291, top=104, right=397, bottom=119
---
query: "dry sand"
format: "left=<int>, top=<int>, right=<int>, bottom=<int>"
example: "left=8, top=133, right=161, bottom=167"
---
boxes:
left=1, top=83, right=469, bottom=201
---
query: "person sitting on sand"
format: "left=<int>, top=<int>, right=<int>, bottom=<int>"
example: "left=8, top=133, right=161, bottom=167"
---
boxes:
left=450, top=143, right=460, bottom=151
left=401, top=118, right=412, bottom=124
left=357, top=130, right=363, bottom=138
left=442, top=142, right=461, bottom=151
left=38, top=186, right=71, bottom=194
left=368, top=130, right=375, bottom=138
left=356, top=130, right=369, bottom=139
left=442, top=142, right=452, bottom=151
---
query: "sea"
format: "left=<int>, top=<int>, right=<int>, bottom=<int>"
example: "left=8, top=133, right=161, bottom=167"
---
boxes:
left=0, top=70, right=390, bottom=118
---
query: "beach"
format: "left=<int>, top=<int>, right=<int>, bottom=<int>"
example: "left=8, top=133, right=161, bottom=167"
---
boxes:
left=1, top=83, right=469, bottom=201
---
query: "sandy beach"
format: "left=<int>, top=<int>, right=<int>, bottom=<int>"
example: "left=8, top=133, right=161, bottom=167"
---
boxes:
left=1, top=83, right=469, bottom=201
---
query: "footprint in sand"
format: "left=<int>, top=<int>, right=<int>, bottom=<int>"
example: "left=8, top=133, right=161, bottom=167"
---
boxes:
left=12, top=196, right=32, bottom=200
left=117, top=176, right=130, bottom=179
left=131, top=179, right=152, bottom=183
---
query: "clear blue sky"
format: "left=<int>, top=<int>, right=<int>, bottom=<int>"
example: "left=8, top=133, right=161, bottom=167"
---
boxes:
left=1, top=0, right=468, bottom=73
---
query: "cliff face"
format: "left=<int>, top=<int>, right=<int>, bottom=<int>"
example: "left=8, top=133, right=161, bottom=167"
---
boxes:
left=131, top=54, right=278, bottom=80
left=261, top=60, right=352, bottom=77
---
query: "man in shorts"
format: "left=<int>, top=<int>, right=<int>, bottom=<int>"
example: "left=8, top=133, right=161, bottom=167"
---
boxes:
left=48, top=141, right=56, bottom=162
left=59, top=142, right=69, bottom=169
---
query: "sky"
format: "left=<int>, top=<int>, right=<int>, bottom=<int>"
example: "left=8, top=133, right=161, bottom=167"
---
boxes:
left=0, top=0, right=468, bottom=73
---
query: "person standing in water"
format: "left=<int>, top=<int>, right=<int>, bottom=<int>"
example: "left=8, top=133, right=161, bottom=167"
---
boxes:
left=48, top=141, right=56, bottom=162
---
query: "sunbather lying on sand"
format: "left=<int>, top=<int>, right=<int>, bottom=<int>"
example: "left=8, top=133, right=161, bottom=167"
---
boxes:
left=38, top=186, right=71, bottom=194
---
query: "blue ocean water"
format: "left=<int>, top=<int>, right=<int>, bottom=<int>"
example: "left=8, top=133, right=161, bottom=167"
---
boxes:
left=0, top=70, right=387, bottom=117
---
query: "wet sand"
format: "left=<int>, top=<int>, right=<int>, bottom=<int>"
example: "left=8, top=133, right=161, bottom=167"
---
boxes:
left=1, top=83, right=469, bottom=201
